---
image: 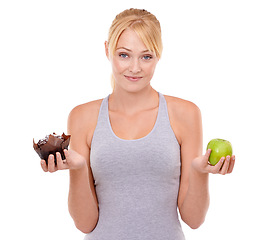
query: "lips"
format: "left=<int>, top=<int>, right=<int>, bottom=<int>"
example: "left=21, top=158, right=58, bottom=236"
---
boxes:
left=124, top=75, right=142, bottom=82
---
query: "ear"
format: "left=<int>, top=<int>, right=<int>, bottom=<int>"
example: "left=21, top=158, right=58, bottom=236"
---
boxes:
left=104, top=41, right=110, bottom=60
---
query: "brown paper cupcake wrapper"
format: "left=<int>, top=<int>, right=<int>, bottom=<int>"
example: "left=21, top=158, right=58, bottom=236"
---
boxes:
left=33, top=133, right=70, bottom=164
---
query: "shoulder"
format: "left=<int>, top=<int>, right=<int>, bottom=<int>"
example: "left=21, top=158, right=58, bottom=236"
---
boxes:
left=163, top=95, right=201, bottom=121
left=67, top=98, right=104, bottom=145
left=163, top=95, right=202, bottom=145
left=68, top=99, right=103, bottom=124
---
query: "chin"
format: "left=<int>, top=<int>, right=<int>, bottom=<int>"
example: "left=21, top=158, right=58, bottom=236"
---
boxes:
left=123, top=83, right=152, bottom=93
left=114, top=79, right=149, bottom=93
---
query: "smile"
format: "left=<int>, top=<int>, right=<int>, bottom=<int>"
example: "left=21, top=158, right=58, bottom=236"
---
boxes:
left=124, top=75, right=143, bottom=82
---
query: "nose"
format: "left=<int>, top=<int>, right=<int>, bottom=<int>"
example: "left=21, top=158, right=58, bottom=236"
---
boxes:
left=129, top=58, right=141, bottom=74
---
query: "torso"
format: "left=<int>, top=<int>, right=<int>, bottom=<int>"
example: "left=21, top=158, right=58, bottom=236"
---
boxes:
left=86, top=92, right=185, bottom=240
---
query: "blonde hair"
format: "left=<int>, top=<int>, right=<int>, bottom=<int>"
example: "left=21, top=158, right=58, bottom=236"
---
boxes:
left=107, top=8, right=163, bottom=89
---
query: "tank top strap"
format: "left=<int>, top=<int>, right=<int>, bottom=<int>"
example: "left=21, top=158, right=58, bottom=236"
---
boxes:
left=91, top=96, right=111, bottom=139
left=158, top=92, right=170, bottom=125
left=97, top=96, right=109, bottom=125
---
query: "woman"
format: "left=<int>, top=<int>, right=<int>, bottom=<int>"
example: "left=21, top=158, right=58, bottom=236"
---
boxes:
left=41, top=8, right=235, bottom=240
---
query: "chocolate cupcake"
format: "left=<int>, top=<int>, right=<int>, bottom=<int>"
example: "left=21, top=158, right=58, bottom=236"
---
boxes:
left=33, top=133, right=71, bottom=164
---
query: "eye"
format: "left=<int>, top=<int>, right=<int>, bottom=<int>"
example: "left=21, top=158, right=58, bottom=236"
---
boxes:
left=142, top=55, right=153, bottom=60
left=119, top=53, right=129, bottom=58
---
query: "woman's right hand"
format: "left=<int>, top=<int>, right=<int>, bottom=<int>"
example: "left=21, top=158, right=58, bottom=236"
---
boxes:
left=40, top=149, right=87, bottom=173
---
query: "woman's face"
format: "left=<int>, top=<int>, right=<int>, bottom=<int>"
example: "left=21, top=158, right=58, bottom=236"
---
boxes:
left=107, top=28, right=159, bottom=93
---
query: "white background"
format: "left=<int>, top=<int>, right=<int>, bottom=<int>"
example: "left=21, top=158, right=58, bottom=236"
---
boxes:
left=1, top=0, right=273, bottom=239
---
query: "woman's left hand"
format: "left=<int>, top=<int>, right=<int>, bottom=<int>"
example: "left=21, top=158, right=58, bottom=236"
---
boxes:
left=191, top=149, right=235, bottom=175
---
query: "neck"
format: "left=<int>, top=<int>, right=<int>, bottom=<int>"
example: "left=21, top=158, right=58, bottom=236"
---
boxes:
left=109, top=86, right=158, bottom=115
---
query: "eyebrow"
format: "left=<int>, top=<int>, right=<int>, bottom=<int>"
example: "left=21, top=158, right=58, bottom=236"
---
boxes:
left=116, top=47, right=150, bottom=53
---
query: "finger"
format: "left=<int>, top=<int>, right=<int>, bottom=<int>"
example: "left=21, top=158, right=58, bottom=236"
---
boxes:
left=219, top=155, right=230, bottom=175
left=56, top=152, right=68, bottom=170
left=211, top=157, right=225, bottom=174
left=40, top=159, right=48, bottom=172
left=56, top=152, right=64, bottom=170
left=227, top=155, right=235, bottom=174
left=63, top=149, right=72, bottom=167
left=63, top=149, right=70, bottom=163
left=205, top=149, right=212, bottom=163
left=47, top=154, right=56, bottom=173
left=204, top=149, right=213, bottom=172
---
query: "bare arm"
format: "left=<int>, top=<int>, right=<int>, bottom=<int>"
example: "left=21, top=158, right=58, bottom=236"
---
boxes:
left=174, top=100, right=235, bottom=229
left=67, top=104, right=99, bottom=233
left=68, top=162, right=99, bottom=233
left=176, top=103, right=209, bottom=229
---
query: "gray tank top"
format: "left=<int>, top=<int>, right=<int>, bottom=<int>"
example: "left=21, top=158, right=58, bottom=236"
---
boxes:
left=85, top=92, right=185, bottom=240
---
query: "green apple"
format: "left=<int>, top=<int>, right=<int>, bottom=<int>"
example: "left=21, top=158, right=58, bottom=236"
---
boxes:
left=206, top=138, right=233, bottom=166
